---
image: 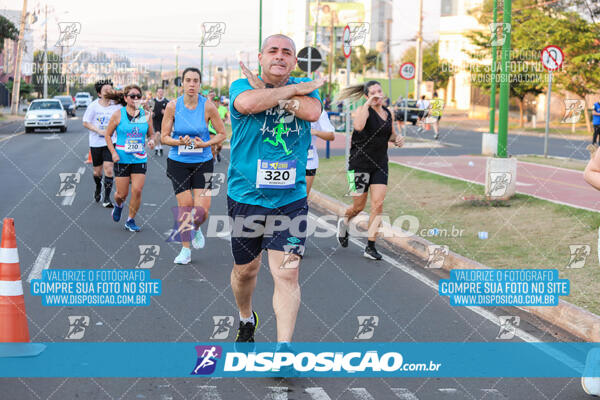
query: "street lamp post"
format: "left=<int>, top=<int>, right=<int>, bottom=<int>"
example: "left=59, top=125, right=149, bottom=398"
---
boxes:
left=496, top=0, right=512, bottom=158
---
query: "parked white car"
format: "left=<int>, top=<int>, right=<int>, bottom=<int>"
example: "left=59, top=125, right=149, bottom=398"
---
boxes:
left=24, top=99, right=67, bottom=133
left=75, top=92, right=92, bottom=108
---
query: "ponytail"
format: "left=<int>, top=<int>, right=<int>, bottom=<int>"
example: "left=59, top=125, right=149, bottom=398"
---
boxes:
left=104, top=84, right=142, bottom=106
left=335, top=80, right=381, bottom=104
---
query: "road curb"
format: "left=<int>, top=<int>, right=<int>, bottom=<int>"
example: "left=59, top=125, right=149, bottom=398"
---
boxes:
left=308, top=189, right=600, bottom=342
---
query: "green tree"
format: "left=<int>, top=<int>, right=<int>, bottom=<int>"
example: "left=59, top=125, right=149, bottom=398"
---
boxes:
left=5, top=79, right=33, bottom=100
left=0, top=15, right=18, bottom=53
left=467, top=0, right=600, bottom=130
left=401, top=41, right=453, bottom=91
left=32, top=50, right=63, bottom=98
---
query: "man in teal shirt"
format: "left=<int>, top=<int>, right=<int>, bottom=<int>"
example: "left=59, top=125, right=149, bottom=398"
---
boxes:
left=228, top=33, right=323, bottom=345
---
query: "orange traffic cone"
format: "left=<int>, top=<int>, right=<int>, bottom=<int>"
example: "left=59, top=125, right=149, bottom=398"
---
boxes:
left=85, top=150, right=92, bottom=164
left=0, top=218, right=29, bottom=342
left=0, top=218, right=45, bottom=357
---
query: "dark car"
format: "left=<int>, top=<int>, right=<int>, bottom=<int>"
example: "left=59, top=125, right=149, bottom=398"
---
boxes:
left=394, top=99, right=419, bottom=125
left=54, top=95, right=76, bottom=117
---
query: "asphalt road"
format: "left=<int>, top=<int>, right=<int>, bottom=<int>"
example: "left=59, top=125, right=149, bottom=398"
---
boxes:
left=0, top=109, right=590, bottom=399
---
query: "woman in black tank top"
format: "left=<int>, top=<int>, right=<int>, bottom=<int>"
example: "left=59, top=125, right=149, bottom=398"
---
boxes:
left=336, top=81, right=404, bottom=260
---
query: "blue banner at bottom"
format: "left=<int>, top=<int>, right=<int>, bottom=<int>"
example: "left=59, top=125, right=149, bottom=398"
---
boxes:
left=0, top=342, right=599, bottom=378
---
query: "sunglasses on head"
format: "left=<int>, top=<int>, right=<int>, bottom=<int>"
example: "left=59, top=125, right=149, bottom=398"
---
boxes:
left=127, top=93, right=142, bottom=99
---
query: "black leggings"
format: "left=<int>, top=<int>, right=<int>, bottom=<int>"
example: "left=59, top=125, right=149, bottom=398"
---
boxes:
left=594, top=125, right=600, bottom=144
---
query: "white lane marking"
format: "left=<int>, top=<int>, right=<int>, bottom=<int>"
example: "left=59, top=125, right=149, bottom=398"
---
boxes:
left=43, top=134, right=59, bottom=140
left=0, top=247, right=19, bottom=263
left=61, top=194, right=76, bottom=206
left=349, top=388, right=375, bottom=400
left=307, top=212, right=585, bottom=372
left=438, top=388, right=457, bottom=393
left=196, top=386, right=222, bottom=400
left=0, top=280, right=23, bottom=296
left=266, top=386, right=288, bottom=400
left=77, top=166, right=85, bottom=175
left=27, top=247, right=55, bottom=282
left=516, top=182, right=535, bottom=186
left=143, top=203, right=157, bottom=207
left=391, top=388, right=420, bottom=399
left=480, top=388, right=508, bottom=399
left=305, top=387, right=333, bottom=400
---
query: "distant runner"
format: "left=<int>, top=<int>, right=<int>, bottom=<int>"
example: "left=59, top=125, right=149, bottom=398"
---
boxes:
left=82, top=80, right=121, bottom=208
left=153, top=88, right=169, bottom=156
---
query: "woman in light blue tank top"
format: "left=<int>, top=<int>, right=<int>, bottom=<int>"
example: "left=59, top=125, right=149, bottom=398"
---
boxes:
left=160, top=67, right=227, bottom=264
left=104, top=84, right=155, bottom=232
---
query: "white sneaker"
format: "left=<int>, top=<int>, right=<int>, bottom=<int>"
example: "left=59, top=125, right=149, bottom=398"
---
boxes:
left=174, top=247, right=191, bottom=265
left=192, top=228, right=205, bottom=249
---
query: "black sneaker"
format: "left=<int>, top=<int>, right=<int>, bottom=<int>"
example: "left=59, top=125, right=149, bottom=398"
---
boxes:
left=102, top=201, right=114, bottom=208
left=235, top=310, right=258, bottom=342
left=159, top=149, right=164, bottom=156
left=363, top=246, right=382, bottom=260
left=216, top=153, right=221, bottom=162
left=337, top=218, right=349, bottom=248
left=94, top=185, right=101, bottom=202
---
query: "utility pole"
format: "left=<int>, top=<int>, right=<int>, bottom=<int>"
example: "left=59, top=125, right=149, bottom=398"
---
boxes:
left=11, top=0, right=28, bottom=114
left=386, top=17, right=392, bottom=103
left=415, top=0, right=423, bottom=99
left=43, top=4, right=48, bottom=98
left=328, top=10, right=335, bottom=97
left=258, top=0, right=263, bottom=75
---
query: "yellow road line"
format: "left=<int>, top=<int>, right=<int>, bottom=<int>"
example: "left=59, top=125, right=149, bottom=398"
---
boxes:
left=0, top=131, right=25, bottom=142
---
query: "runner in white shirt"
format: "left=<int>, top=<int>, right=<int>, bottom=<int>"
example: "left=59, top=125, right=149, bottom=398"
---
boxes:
left=82, top=80, right=122, bottom=207
left=306, top=109, right=335, bottom=195
left=416, top=95, right=430, bottom=133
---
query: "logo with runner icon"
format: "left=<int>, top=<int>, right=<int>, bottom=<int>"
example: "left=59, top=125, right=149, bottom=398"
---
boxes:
left=56, top=22, right=81, bottom=48
left=354, top=316, right=379, bottom=340
left=200, top=22, right=226, bottom=47
left=426, top=245, right=449, bottom=269
left=561, top=99, right=585, bottom=124
left=56, top=173, right=81, bottom=197
left=65, top=315, right=90, bottom=340
left=566, top=244, right=590, bottom=269
left=487, top=172, right=511, bottom=197
left=210, top=316, right=234, bottom=340
left=137, top=245, right=160, bottom=269
left=191, top=345, right=222, bottom=375
left=261, top=102, right=301, bottom=155
left=496, top=315, right=520, bottom=340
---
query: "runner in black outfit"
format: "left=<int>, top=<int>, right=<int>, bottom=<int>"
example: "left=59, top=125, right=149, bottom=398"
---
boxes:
left=153, top=88, right=169, bottom=156
left=336, top=80, right=404, bottom=260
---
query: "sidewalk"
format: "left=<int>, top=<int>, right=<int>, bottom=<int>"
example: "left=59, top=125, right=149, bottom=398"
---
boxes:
left=440, top=114, right=590, bottom=141
left=391, top=155, right=600, bottom=212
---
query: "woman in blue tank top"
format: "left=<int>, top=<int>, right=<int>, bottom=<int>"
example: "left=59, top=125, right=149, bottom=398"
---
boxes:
left=104, top=84, right=155, bottom=232
left=161, top=67, right=226, bottom=264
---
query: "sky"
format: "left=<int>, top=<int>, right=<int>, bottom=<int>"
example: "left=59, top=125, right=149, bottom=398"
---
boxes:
left=0, top=0, right=441, bottom=71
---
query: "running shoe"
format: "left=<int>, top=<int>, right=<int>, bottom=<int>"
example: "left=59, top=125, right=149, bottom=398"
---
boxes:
left=159, top=149, right=163, bottom=156
left=192, top=228, right=205, bottom=249
left=124, top=218, right=141, bottom=232
left=112, top=203, right=123, bottom=222
left=235, top=310, right=258, bottom=342
left=434, top=133, right=439, bottom=140
left=216, top=153, right=221, bottom=162
left=271, top=342, right=300, bottom=377
left=94, top=185, right=101, bottom=202
left=174, top=247, right=191, bottom=265
left=102, top=201, right=114, bottom=208
left=337, top=218, right=349, bottom=248
left=363, top=245, right=383, bottom=260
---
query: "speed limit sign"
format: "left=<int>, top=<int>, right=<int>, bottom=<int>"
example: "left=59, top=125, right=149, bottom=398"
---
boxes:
left=399, top=62, right=415, bottom=80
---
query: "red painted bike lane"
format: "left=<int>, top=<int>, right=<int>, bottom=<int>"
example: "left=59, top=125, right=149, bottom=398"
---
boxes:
left=390, top=155, right=600, bottom=212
